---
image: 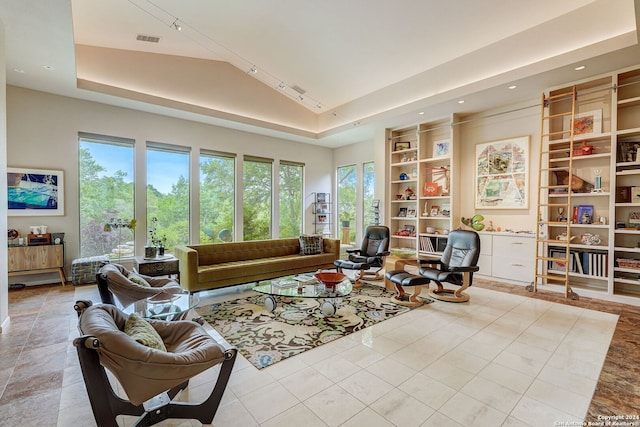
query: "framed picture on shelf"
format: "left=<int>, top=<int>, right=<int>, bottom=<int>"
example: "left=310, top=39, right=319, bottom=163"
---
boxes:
left=407, top=208, right=417, bottom=218
left=7, top=167, right=65, bottom=216
left=316, top=193, right=329, bottom=203
left=423, top=181, right=439, bottom=196
left=630, top=212, right=640, bottom=225
left=433, top=140, right=451, bottom=158
left=316, top=203, right=329, bottom=213
left=394, top=141, right=410, bottom=151
left=577, top=205, right=594, bottom=224
left=372, top=199, right=380, bottom=208
left=317, top=214, right=328, bottom=223
left=397, top=207, right=407, bottom=217
left=430, top=206, right=440, bottom=216
left=564, top=109, right=602, bottom=135
left=404, top=224, right=416, bottom=235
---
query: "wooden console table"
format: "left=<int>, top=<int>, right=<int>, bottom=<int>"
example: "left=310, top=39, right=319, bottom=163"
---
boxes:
left=134, top=255, right=180, bottom=279
left=8, top=244, right=66, bottom=286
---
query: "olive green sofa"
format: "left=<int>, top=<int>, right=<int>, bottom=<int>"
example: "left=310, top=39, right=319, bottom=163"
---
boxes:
left=174, top=237, right=340, bottom=292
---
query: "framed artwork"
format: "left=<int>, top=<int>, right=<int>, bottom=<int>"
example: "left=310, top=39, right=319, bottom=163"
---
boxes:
left=372, top=199, right=380, bottom=208
left=430, top=206, right=440, bottom=216
left=316, top=192, right=328, bottom=203
left=564, top=110, right=602, bottom=136
left=577, top=205, right=594, bottom=224
left=406, top=208, right=417, bottom=218
left=433, top=140, right=451, bottom=158
left=423, top=181, right=439, bottom=196
left=629, top=212, right=640, bottom=225
left=475, top=136, right=529, bottom=209
left=317, top=214, right=328, bottom=223
left=397, top=207, right=407, bottom=217
left=394, top=141, right=410, bottom=151
left=7, top=167, right=65, bottom=216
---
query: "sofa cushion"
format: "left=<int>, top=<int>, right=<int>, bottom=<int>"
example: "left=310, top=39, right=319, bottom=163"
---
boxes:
left=198, top=253, right=336, bottom=283
left=299, top=234, right=323, bottom=255
left=124, top=313, right=166, bottom=351
left=128, top=272, right=151, bottom=287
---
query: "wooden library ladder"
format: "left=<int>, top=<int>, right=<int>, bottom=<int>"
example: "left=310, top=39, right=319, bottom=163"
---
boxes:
left=527, top=86, right=579, bottom=300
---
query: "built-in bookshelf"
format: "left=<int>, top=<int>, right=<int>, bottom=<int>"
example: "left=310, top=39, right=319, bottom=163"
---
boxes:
left=387, top=115, right=459, bottom=258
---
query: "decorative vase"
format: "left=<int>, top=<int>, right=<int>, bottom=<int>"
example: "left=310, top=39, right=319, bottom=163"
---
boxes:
left=158, top=247, right=165, bottom=256
left=145, top=246, right=157, bottom=258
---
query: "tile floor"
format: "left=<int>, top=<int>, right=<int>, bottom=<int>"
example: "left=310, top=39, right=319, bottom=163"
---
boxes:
left=1, top=278, right=639, bottom=427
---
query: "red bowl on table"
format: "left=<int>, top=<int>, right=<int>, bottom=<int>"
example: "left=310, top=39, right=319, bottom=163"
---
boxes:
left=314, top=272, right=347, bottom=289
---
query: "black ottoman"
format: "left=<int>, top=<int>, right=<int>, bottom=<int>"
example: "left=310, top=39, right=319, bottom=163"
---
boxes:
left=385, top=269, right=431, bottom=307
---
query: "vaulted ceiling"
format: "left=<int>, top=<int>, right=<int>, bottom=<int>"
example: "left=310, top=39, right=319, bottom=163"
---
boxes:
left=2, top=0, right=640, bottom=146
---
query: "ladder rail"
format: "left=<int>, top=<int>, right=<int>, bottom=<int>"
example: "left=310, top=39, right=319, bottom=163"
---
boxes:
left=530, top=87, right=578, bottom=299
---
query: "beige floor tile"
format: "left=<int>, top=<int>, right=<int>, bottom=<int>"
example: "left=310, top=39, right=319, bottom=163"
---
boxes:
left=421, top=358, right=476, bottom=390
left=510, top=395, right=583, bottom=426
left=438, top=392, right=508, bottom=427
left=525, top=379, right=592, bottom=419
left=398, top=372, right=456, bottom=410
left=338, top=368, right=394, bottom=405
left=237, top=381, right=298, bottom=423
left=365, top=356, right=418, bottom=387
left=260, top=403, right=326, bottom=427
left=303, top=384, right=366, bottom=427
left=476, top=361, right=534, bottom=394
left=369, top=387, right=434, bottom=427
left=420, top=411, right=464, bottom=427
left=279, top=366, right=333, bottom=401
left=340, top=407, right=395, bottom=427
left=460, top=376, right=523, bottom=414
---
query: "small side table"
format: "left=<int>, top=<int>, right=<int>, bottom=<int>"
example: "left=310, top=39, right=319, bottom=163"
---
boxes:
left=134, top=255, right=180, bottom=280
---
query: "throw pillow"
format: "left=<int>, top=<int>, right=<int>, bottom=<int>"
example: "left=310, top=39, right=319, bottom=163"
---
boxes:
left=299, top=234, right=323, bottom=255
left=128, top=272, right=151, bottom=287
left=124, top=313, right=167, bottom=351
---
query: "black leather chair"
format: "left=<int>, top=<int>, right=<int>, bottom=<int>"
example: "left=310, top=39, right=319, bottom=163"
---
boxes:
left=386, top=229, right=480, bottom=303
left=334, top=225, right=390, bottom=286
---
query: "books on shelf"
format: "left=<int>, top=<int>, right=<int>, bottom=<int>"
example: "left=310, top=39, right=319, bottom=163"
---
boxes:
left=419, top=235, right=448, bottom=253
left=547, top=248, right=608, bottom=277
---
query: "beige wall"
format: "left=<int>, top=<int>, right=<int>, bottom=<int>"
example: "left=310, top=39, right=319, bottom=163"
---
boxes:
left=6, top=86, right=334, bottom=285
left=458, top=100, right=540, bottom=232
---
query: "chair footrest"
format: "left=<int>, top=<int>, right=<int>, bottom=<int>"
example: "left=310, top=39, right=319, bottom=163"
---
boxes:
left=385, top=271, right=430, bottom=286
left=334, top=260, right=370, bottom=270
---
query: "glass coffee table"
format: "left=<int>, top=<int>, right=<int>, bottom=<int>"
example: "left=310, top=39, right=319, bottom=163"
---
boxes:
left=252, top=274, right=352, bottom=317
left=124, top=292, right=200, bottom=321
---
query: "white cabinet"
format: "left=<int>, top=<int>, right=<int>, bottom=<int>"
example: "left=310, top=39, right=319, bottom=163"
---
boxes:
left=477, top=233, right=535, bottom=284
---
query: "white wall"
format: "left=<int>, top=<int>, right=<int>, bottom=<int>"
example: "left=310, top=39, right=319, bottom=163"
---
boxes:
left=6, top=86, right=334, bottom=284
left=1, top=19, right=9, bottom=330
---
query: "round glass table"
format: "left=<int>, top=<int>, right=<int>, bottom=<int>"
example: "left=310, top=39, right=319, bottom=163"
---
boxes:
left=251, top=274, right=352, bottom=316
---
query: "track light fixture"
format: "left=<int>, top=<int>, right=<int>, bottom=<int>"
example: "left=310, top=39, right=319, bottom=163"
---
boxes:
left=128, top=0, right=326, bottom=111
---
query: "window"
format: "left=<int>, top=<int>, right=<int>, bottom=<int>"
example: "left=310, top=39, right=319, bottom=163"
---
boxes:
left=200, top=151, right=235, bottom=243
left=278, top=161, right=304, bottom=238
left=243, top=157, right=273, bottom=240
left=363, top=161, right=376, bottom=232
left=146, top=144, right=190, bottom=249
left=79, top=134, right=134, bottom=258
left=337, top=164, right=357, bottom=243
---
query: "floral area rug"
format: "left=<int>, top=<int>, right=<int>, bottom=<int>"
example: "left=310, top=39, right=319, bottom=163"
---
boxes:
left=197, top=283, right=414, bottom=369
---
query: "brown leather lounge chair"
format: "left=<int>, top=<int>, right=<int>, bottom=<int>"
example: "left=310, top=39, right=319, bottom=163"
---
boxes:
left=73, top=301, right=236, bottom=427
left=97, top=263, right=184, bottom=308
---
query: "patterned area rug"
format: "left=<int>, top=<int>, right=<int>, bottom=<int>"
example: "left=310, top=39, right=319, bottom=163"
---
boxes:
left=197, top=283, right=415, bottom=369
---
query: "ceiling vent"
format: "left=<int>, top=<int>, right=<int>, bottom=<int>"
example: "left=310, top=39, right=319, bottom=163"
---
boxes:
left=291, top=85, right=306, bottom=95
left=136, top=34, right=160, bottom=43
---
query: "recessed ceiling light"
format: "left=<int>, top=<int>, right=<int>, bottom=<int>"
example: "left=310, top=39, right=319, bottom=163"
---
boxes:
left=418, top=111, right=425, bottom=115
left=575, top=65, right=586, bottom=71
left=42, top=65, right=55, bottom=71
left=458, top=100, right=465, bottom=104
left=508, top=85, right=517, bottom=90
